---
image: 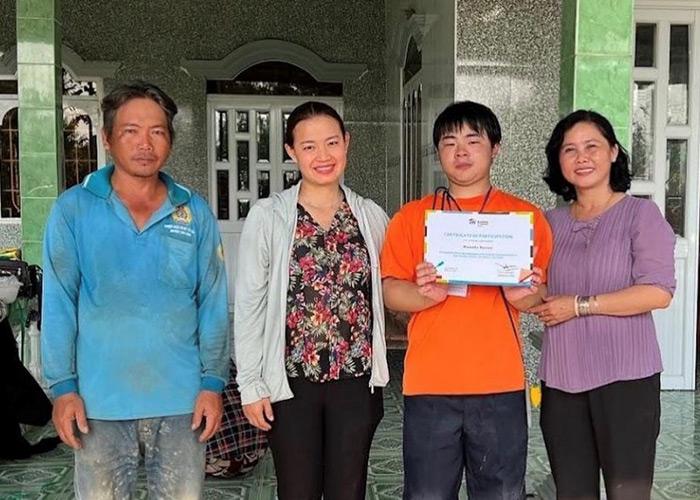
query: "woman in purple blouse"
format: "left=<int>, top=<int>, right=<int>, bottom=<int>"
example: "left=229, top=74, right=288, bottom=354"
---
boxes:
left=530, top=110, right=676, bottom=500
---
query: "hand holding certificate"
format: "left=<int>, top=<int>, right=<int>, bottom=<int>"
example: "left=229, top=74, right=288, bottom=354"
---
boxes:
left=424, top=210, right=534, bottom=287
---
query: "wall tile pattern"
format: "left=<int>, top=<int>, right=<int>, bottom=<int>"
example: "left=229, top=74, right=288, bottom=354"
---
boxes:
left=455, top=0, right=561, bottom=210
left=16, top=0, right=62, bottom=264
left=560, top=0, right=634, bottom=147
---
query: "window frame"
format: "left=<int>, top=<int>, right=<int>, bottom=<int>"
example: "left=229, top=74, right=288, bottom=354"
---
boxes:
left=0, top=68, right=105, bottom=220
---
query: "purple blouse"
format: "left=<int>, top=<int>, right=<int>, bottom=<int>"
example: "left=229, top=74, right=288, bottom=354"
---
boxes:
left=539, top=196, right=676, bottom=393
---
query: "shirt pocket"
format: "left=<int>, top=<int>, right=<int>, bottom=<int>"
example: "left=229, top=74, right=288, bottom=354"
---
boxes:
left=158, top=234, right=196, bottom=289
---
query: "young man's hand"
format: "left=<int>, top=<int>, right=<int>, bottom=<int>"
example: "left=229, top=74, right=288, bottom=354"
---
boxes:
left=415, top=262, right=449, bottom=304
left=242, top=398, right=274, bottom=431
left=52, top=392, right=89, bottom=449
left=502, top=267, right=545, bottom=310
left=192, top=390, right=223, bottom=442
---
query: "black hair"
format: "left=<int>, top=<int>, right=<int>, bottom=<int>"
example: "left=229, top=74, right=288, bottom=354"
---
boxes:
left=101, top=81, right=178, bottom=143
left=284, top=101, right=346, bottom=146
left=432, top=101, right=502, bottom=148
left=544, top=110, right=631, bottom=201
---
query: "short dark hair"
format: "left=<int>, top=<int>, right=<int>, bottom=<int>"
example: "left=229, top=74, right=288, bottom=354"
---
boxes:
left=101, top=81, right=178, bottom=143
left=284, top=101, right=346, bottom=146
left=433, top=101, right=502, bottom=148
left=544, top=110, right=631, bottom=201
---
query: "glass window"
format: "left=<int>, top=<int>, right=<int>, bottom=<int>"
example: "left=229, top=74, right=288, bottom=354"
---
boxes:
left=216, top=170, right=229, bottom=220
left=257, top=111, right=270, bottom=162
left=0, top=80, right=18, bottom=95
left=402, top=97, right=410, bottom=203
left=236, top=110, right=249, bottom=133
left=401, top=87, right=423, bottom=203
left=63, top=107, right=98, bottom=189
left=237, top=199, right=250, bottom=219
left=237, top=141, right=250, bottom=191
left=0, top=108, right=20, bottom=218
left=258, top=170, right=270, bottom=198
left=283, top=170, right=301, bottom=189
left=403, top=37, right=422, bottom=84
left=634, top=23, right=656, bottom=67
left=632, top=82, right=655, bottom=180
left=414, top=88, right=422, bottom=198
left=665, top=139, right=687, bottom=235
left=282, top=112, right=292, bottom=162
left=215, top=110, right=229, bottom=162
left=668, top=25, right=689, bottom=125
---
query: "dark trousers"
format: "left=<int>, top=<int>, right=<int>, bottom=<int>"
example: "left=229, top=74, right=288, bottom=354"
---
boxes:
left=540, top=374, right=661, bottom=500
left=403, top=391, right=527, bottom=500
left=267, top=376, right=383, bottom=500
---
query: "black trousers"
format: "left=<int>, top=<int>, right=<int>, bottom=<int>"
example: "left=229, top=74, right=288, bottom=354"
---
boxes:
left=267, top=376, right=383, bottom=500
left=540, top=374, right=661, bottom=500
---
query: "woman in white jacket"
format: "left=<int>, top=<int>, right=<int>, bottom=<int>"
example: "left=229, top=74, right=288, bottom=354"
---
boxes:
left=234, top=101, right=389, bottom=500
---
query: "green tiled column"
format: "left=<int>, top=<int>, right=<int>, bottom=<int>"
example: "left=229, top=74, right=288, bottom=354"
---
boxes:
left=16, top=0, right=62, bottom=265
left=560, top=0, right=634, bottom=147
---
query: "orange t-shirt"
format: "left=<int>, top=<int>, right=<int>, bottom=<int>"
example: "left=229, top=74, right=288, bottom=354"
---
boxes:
left=380, top=189, right=553, bottom=395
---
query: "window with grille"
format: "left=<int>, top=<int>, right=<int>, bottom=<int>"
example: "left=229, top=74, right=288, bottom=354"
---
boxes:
left=0, top=107, right=20, bottom=218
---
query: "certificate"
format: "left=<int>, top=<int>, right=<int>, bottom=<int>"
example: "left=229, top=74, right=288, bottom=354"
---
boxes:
left=424, top=210, right=534, bottom=287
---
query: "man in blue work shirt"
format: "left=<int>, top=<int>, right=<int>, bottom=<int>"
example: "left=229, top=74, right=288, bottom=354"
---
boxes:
left=41, top=81, right=230, bottom=499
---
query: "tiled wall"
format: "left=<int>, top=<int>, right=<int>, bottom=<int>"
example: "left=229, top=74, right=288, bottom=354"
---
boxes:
left=0, top=0, right=634, bottom=251
left=455, top=0, right=562, bottom=210
left=453, top=0, right=563, bottom=366
left=561, top=0, right=634, bottom=147
left=16, top=0, right=63, bottom=264
left=0, top=0, right=388, bottom=217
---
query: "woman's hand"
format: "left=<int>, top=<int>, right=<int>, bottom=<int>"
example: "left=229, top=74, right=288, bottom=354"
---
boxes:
left=243, top=398, right=274, bottom=431
left=529, top=295, right=576, bottom=327
left=415, top=262, right=449, bottom=304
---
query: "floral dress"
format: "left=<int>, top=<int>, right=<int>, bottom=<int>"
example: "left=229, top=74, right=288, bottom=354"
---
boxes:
left=285, top=199, right=373, bottom=382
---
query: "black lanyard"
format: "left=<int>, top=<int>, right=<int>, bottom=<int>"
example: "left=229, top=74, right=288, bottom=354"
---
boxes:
left=431, top=186, right=493, bottom=214
left=431, top=185, right=523, bottom=358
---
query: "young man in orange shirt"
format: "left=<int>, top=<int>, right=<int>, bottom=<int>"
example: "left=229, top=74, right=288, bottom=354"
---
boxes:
left=381, top=101, right=553, bottom=499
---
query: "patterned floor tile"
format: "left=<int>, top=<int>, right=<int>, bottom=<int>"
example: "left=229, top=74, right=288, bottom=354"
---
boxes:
left=2, top=350, right=699, bottom=499
left=368, top=455, right=403, bottom=478
left=368, top=480, right=403, bottom=500
left=651, top=477, right=700, bottom=500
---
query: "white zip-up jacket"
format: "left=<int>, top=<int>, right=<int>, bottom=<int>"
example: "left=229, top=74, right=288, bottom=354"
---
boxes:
left=234, top=182, right=390, bottom=405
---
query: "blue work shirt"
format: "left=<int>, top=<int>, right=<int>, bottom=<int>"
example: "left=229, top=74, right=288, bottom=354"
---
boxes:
left=41, top=165, right=230, bottom=420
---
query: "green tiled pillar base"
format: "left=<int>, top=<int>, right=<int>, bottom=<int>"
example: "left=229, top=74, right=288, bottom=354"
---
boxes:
left=560, top=0, right=634, bottom=147
left=17, top=0, right=62, bottom=264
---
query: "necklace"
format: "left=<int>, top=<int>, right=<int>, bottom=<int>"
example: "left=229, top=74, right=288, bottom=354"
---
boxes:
left=299, top=191, right=344, bottom=211
left=572, top=191, right=619, bottom=221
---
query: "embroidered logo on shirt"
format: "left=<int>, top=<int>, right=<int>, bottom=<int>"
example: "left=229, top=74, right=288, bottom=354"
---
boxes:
left=165, top=205, right=195, bottom=241
left=172, top=205, right=193, bottom=225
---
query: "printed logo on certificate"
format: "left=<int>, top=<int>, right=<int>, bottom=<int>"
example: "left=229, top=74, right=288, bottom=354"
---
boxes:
left=424, top=210, right=534, bottom=287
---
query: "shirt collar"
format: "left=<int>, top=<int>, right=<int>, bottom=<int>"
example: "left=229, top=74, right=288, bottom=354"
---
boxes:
left=82, top=164, right=191, bottom=206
